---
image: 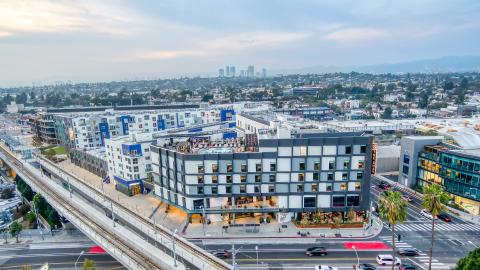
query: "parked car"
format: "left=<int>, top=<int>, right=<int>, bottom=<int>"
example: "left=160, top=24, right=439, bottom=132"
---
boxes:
left=437, top=213, right=452, bottom=222
left=315, top=266, right=338, bottom=270
left=212, top=250, right=230, bottom=259
left=306, top=247, right=327, bottom=256
left=353, top=263, right=377, bottom=270
left=376, top=254, right=401, bottom=266
left=402, top=195, right=413, bottom=202
left=399, top=263, right=418, bottom=270
left=420, top=209, right=437, bottom=220
left=398, top=248, right=419, bottom=256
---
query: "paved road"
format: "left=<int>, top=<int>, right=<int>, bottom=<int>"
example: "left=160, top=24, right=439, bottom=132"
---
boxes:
left=371, top=176, right=476, bottom=269
left=0, top=243, right=125, bottom=270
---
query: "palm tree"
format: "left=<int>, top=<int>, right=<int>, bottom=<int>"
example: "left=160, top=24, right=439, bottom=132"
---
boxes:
left=422, top=183, right=449, bottom=270
left=378, top=190, right=407, bottom=270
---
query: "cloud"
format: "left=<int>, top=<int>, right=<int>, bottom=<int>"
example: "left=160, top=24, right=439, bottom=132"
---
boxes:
left=323, top=27, right=387, bottom=42
left=0, top=0, right=142, bottom=37
left=123, top=31, right=309, bottom=60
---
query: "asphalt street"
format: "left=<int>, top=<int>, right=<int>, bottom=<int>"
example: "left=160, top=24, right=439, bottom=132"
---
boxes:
left=0, top=243, right=125, bottom=270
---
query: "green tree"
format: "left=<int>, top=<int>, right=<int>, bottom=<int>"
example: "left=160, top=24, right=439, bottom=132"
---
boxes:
left=382, top=107, right=393, bottom=119
left=378, top=190, right=407, bottom=270
left=15, top=92, right=28, bottom=104
left=454, top=248, right=480, bottom=270
left=82, top=259, right=97, bottom=270
left=9, top=221, right=22, bottom=243
left=422, top=184, right=449, bottom=270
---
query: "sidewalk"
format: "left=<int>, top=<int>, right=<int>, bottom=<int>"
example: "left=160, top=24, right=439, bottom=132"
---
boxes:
left=375, top=173, right=480, bottom=225
left=184, top=215, right=383, bottom=243
left=2, top=228, right=93, bottom=246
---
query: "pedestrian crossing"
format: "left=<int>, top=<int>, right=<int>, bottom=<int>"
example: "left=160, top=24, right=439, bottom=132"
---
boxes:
left=379, top=236, right=450, bottom=269
left=395, top=222, right=480, bottom=232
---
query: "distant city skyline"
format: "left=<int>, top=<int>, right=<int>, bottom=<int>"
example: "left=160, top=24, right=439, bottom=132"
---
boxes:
left=1, top=0, right=480, bottom=86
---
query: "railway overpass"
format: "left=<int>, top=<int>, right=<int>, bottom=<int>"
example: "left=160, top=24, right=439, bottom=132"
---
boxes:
left=0, top=142, right=231, bottom=270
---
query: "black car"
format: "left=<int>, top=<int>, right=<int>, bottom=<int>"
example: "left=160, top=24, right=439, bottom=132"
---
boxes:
left=399, top=263, right=418, bottom=270
left=437, top=213, right=452, bottom=222
left=212, top=250, right=230, bottom=259
left=305, top=247, right=327, bottom=256
left=398, top=248, right=419, bottom=256
left=378, top=182, right=392, bottom=190
left=353, top=263, right=377, bottom=270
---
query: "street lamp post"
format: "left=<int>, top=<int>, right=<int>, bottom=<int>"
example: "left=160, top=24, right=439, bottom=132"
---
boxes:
left=172, top=229, right=178, bottom=267
left=352, top=245, right=360, bottom=268
left=255, top=245, right=259, bottom=270
left=74, top=250, right=85, bottom=270
left=202, top=207, right=206, bottom=236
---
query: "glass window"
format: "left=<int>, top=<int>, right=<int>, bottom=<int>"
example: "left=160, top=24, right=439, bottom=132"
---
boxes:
left=329, top=161, right=335, bottom=170
left=227, top=164, right=233, bottom=172
left=197, top=176, right=204, bottom=184
left=343, top=161, right=350, bottom=170
left=212, top=175, right=218, bottom=183
left=340, top=183, right=347, bottom=190
left=298, top=173, right=305, bottom=182
left=296, top=184, right=303, bottom=192
left=345, top=146, right=352, bottom=154
left=312, top=184, right=318, bottom=192
left=304, top=197, right=316, bottom=207
left=241, top=163, right=247, bottom=172
left=403, top=154, right=410, bottom=164
left=327, top=172, right=334, bottom=181
left=256, top=163, right=262, bottom=172
left=355, top=182, right=361, bottom=191
left=402, top=165, right=409, bottom=175
left=197, top=165, right=204, bottom=173
left=326, top=183, right=332, bottom=192
left=240, top=185, right=246, bottom=193
left=314, top=162, right=321, bottom=170
left=212, top=163, right=218, bottom=173
left=226, top=175, right=233, bottom=183
left=255, top=174, right=262, bottom=183
left=270, top=163, right=276, bottom=171
left=358, top=161, right=365, bottom=169
left=360, top=145, right=366, bottom=153
left=342, top=172, right=348, bottom=180
left=212, top=186, right=218, bottom=194
left=357, top=172, right=363, bottom=180
left=300, top=146, right=307, bottom=156
left=254, top=185, right=260, bottom=193
left=268, top=185, right=275, bottom=192
left=332, top=195, right=345, bottom=207
left=313, top=172, right=319, bottom=181
left=226, top=186, right=232, bottom=193
left=269, top=174, right=276, bottom=182
left=347, top=195, right=360, bottom=206
left=240, top=175, right=247, bottom=183
left=197, top=187, right=204, bottom=194
left=299, top=162, right=306, bottom=170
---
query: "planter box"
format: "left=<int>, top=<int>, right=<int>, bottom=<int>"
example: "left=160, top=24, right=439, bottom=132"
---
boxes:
left=294, top=223, right=364, bottom=229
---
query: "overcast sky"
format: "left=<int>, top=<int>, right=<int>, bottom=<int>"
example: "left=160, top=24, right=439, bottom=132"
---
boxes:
left=1, top=0, right=479, bottom=86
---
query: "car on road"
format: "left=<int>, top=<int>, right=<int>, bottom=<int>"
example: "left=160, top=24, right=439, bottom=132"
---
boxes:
left=398, top=248, right=419, bottom=256
left=437, top=213, right=452, bottom=222
left=315, top=265, right=338, bottom=270
left=420, top=209, right=437, bottom=220
left=399, top=262, right=418, bottom=270
left=378, top=181, right=392, bottom=190
left=402, top=195, right=413, bottom=202
left=353, top=263, right=377, bottom=270
left=305, top=247, right=327, bottom=256
left=376, top=254, right=401, bottom=266
left=211, top=250, right=230, bottom=259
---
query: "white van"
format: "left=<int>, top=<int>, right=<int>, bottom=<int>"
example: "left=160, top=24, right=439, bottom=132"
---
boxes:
left=420, top=209, right=437, bottom=220
left=376, top=254, right=401, bottom=266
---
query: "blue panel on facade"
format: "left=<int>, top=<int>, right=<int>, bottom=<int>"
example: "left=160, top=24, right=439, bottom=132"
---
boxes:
left=99, top=122, right=110, bottom=146
left=121, top=143, right=143, bottom=157
left=188, top=128, right=203, bottom=133
left=113, top=175, right=144, bottom=191
left=228, top=122, right=236, bottom=128
left=223, top=132, right=237, bottom=139
left=120, top=115, right=130, bottom=134
left=220, top=109, right=236, bottom=122
left=157, top=118, right=166, bottom=130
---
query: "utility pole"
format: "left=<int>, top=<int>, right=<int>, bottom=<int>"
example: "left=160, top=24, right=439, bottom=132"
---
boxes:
left=110, top=201, right=116, bottom=227
left=172, top=229, right=178, bottom=267
left=232, top=244, right=237, bottom=270
left=32, top=199, right=44, bottom=240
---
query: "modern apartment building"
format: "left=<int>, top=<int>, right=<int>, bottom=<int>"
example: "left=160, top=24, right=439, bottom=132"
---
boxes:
left=50, top=107, right=235, bottom=149
left=151, top=132, right=373, bottom=223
